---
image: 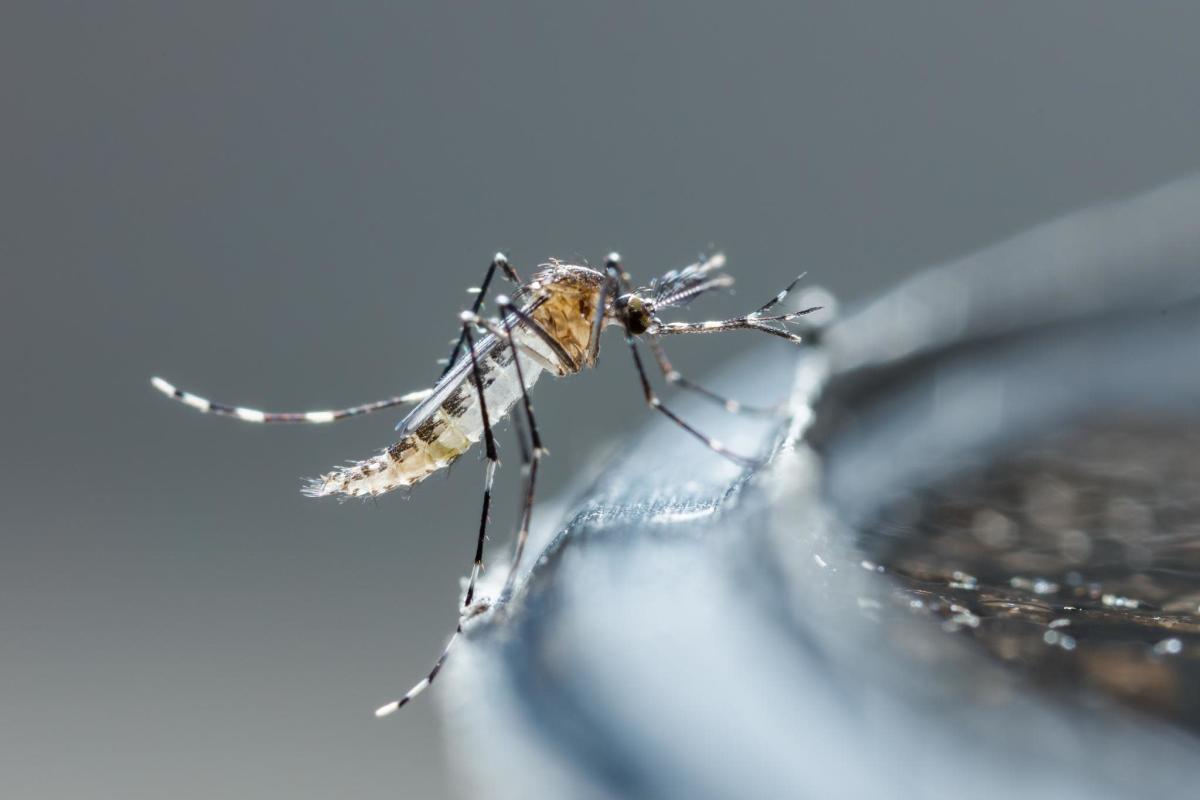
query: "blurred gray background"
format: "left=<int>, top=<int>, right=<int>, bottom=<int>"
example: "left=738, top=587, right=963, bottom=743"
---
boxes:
left=3, top=3, right=1200, bottom=798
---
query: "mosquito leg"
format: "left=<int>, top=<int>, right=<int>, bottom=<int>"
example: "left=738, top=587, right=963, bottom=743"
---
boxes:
left=645, top=337, right=784, bottom=417
left=500, top=302, right=580, bottom=374
left=458, top=303, right=546, bottom=599
left=752, top=272, right=807, bottom=316
left=649, top=306, right=822, bottom=343
left=608, top=250, right=634, bottom=293
left=374, top=317, right=501, bottom=718
left=150, top=377, right=431, bottom=423
left=626, top=336, right=761, bottom=468
left=509, top=401, right=532, bottom=461
left=581, top=253, right=623, bottom=366
left=650, top=275, right=822, bottom=343
left=441, top=253, right=522, bottom=378
left=374, top=599, right=490, bottom=717
left=505, top=449, right=540, bottom=598
left=461, top=321, right=500, bottom=610
left=495, top=297, right=545, bottom=599
left=503, top=373, right=536, bottom=581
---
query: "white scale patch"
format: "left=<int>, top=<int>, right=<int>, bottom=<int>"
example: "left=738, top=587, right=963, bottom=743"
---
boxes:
left=153, top=377, right=213, bottom=413
left=374, top=700, right=401, bottom=718
left=182, top=393, right=211, bottom=412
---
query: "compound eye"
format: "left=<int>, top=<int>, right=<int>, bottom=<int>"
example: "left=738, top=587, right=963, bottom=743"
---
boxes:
left=621, top=295, right=651, bottom=335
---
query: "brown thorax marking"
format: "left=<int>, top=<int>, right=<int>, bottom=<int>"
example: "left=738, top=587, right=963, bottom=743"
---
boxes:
left=526, top=265, right=607, bottom=372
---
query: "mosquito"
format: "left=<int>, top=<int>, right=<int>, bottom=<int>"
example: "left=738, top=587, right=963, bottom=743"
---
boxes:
left=151, top=251, right=821, bottom=716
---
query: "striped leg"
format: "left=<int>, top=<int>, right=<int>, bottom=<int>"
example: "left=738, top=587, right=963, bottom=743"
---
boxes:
left=503, top=413, right=540, bottom=599
left=496, top=296, right=544, bottom=599
left=586, top=253, right=625, bottom=365
left=627, top=336, right=762, bottom=468
left=440, top=253, right=522, bottom=378
left=459, top=302, right=547, bottom=599
left=374, top=599, right=490, bottom=717
left=754, top=272, right=808, bottom=316
left=375, top=316, right=508, bottom=717
left=150, top=376, right=431, bottom=424
left=461, top=320, right=500, bottom=610
left=649, top=274, right=821, bottom=343
left=649, top=308, right=822, bottom=342
left=645, top=338, right=784, bottom=417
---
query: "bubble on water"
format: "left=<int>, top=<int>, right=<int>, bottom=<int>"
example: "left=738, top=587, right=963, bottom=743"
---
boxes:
left=1024, top=474, right=1076, bottom=532
left=1153, top=638, right=1183, bottom=656
left=972, top=508, right=1017, bottom=548
left=1105, top=495, right=1153, bottom=539
left=1102, top=594, right=1142, bottom=610
left=1058, top=528, right=1092, bottom=563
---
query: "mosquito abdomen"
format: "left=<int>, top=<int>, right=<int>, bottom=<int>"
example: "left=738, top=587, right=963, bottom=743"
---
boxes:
left=304, top=345, right=546, bottom=498
left=302, top=412, right=471, bottom=497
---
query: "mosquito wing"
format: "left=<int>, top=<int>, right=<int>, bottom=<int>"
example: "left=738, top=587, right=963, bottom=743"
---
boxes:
left=395, top=293, right=552, bottom=436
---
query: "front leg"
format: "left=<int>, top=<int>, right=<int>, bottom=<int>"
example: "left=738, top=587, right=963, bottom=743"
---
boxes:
left=626, top=336, right=761, bottom=468
left=440, top=252, right=522, bottom=378
left=645, top=337, right=784, bottom=417
left=461, top=320, right=500, bottom=610
left=649, top=274, right=823, bottom=343
left=649, top=307, right=821, bottom=343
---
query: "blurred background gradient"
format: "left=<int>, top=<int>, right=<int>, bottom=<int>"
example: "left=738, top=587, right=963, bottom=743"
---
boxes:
left=4, top=3, right=1200, bottom=798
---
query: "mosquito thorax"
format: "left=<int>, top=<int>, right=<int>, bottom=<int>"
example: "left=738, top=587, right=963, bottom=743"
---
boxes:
left=614, top=293, right=654, bottom=335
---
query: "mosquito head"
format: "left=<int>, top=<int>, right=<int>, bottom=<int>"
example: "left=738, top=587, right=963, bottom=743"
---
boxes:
left=613, top=292, right=655, bottom=335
